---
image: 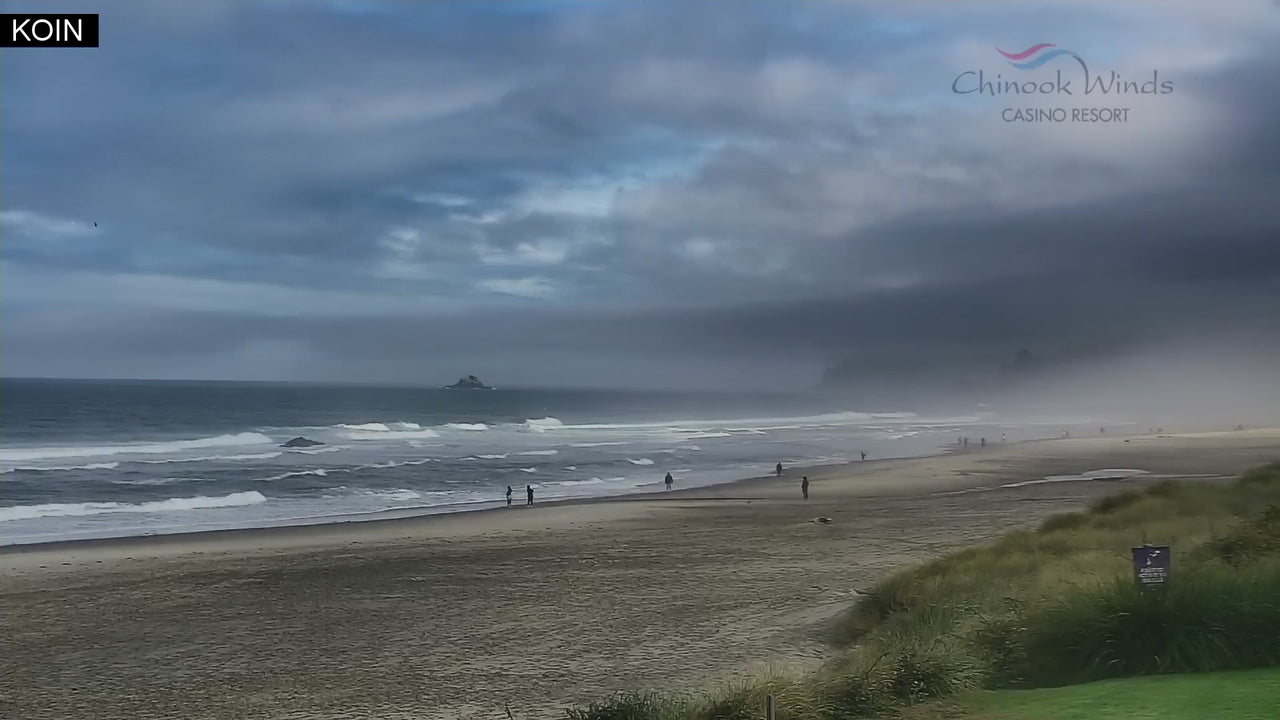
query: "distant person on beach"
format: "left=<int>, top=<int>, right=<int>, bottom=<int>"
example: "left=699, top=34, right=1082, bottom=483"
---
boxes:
left=1001, top=433, right=1006, bottom=443
left=963, top=437, right=969, bottom=448
left=776, top=462, right=783, bottom=477
left=801, top=476, right=809, bottom=499
left=664, top=472, right=673, bottom=491
left=980, top=437, right=986, bottom=447
left=526, top=484, right=534, bottom=506
left=506, top=485, right=513, bottom=507
left=860, top=451, right=867, bottom=461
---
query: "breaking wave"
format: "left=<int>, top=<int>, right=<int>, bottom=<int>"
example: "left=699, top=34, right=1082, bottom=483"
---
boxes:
left=1, top=461, right=121, bottom=474
left=0, top=432, right=274, bottom=463
left=336, top=422, right=423, bottom=432
left=0, top=491, right=268, bottom=522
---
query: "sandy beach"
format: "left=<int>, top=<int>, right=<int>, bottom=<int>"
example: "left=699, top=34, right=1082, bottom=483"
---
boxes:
left=3, top=429, right=1277, bottom=720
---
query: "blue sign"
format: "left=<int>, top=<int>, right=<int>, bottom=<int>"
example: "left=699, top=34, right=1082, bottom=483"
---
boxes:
left=1132, top=545, right=1170, bottom=588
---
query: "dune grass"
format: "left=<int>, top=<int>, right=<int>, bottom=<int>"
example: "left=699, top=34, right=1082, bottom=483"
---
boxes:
left=899, top=667, right=1280, bottom=720
left=563, top=462, right=1280, bottom=719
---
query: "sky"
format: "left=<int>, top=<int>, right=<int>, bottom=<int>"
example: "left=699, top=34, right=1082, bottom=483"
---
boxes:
left=2, top=0, right=1279, bottom=393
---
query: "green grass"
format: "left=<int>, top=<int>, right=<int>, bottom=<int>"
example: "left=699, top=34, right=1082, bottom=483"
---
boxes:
left=1018, top=564, right=1280, bottom=685
left=564, top=462, right=1280, bottom=720
left=903, top=667, right=1280, bottom=720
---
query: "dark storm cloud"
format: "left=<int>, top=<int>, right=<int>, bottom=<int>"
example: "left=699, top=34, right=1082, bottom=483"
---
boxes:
left=2, top=0, right=1279, bottom=389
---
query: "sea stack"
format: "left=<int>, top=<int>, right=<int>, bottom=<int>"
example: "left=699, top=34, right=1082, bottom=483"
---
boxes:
left=443, top=374, right=494, bottom=390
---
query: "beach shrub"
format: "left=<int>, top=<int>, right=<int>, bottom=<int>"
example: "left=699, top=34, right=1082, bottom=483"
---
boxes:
left=883, top=647, right=972, bottom=703
left=813, top=671, right=883, bottom=718
left=1089, top=488, right=1147, bottom=515
left=1237, top=461, right=1280, bottom=487
left=1206, top=505, right=1280, bottom=566
left=563, top=692, right=680, bottom=720
left=1017, top=564, right=1280, bottom=685
left=1038, top=510, right=1090, bottom=533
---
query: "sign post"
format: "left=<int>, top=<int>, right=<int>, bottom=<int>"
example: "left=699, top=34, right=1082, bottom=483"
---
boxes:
left=1132, top=544, right=1170, bottom=589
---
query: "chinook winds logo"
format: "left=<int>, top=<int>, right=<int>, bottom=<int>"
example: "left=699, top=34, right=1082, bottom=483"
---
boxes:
left=952, top=42, right=1173, bottom=123
left=996, top=43, right=1087, bottom=73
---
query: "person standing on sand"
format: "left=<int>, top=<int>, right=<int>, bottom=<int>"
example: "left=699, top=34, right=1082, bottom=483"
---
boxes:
left=776, top=462, right=783, bottom=477
left=664, top=471, right=673, bottom=491
left=801, top=476, right=809, bottom=500
left=981, top=437, right=986, bottom=447
left=860, top=451, right=867, bottom=461
left=506, top=485, right=513, bottom=507
left=526, top=484, right=534, bottom=506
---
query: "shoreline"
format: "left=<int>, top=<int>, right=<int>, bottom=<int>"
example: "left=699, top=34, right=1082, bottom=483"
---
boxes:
left=1, top=427, right=1267, bottom=563
left=3, top=428, right=1277, bottom=720
left=0, top=438, right=968, bottom=554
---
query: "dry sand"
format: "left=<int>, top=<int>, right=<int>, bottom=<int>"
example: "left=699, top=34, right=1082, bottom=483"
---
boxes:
left=2, top=429, right=1277, bottom=720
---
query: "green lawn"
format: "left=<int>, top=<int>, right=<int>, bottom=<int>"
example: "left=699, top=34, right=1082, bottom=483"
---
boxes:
left=906, top=668, right=1280, bottom=720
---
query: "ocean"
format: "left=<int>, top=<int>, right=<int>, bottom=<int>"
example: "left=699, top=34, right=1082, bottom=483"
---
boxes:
left=0, top=378, right=1103, bottom=545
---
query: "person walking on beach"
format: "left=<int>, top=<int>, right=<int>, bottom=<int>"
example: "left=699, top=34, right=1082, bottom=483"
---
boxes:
left=664, top=471, right=674, bottom=491
left=860, top=451, right=867, bottom=461
left=801, top=476, right=809, bottom=500
left=526, top=484, right=534, bottom=506
left=980, top=437, right=986, bottom=447
left=775, top=462, right=783, bottom=477
left=506, top=485, right=513, bottom=507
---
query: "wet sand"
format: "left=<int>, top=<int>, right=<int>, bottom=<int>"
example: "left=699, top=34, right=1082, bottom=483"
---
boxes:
left=2, top=429, right=1277, bottom=720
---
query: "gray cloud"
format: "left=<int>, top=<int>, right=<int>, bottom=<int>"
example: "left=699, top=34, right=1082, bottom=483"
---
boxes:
left=2, top=0, right=1279, bottom=394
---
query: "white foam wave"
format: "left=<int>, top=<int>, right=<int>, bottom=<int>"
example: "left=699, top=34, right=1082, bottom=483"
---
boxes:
left=2, top=461, right=121, bottom=474
left=680, top=432, right=731, bottom=440
left=339, top=428, right=441, bottom=440
left=519, top=467, right=539, bottom=473
left=557, top=478, right=608, bottom=486
left=0, top=491, right=268, bottom=522
left=627, top=458, right=655, bottom=466
left=288, top=446, right=344, bottom=454
left=570, top=441, right=629, bottom=447
left=0, top=432, right=274, bottom=463
left=354, top=488, right=422, bottom=501
left=335, top=422, right=424, bottom=432
left=263, top=468, right=335, bottom=482
left=444, top=423, right=488, bottom=431
left=476, top=454, right=508, bottom=460
left=561, top=411, right=881, bottom=433
left=140, top=452, right=284, bottom=464
left=516, top=449, right=558, bottom=456
left=358, top=459, right=433, bottom=470
left=522, top=417, right=563, bottom=432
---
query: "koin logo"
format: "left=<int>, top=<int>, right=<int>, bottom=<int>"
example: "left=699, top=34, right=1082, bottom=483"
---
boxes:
left=1, top=13, right=100, bottom=48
